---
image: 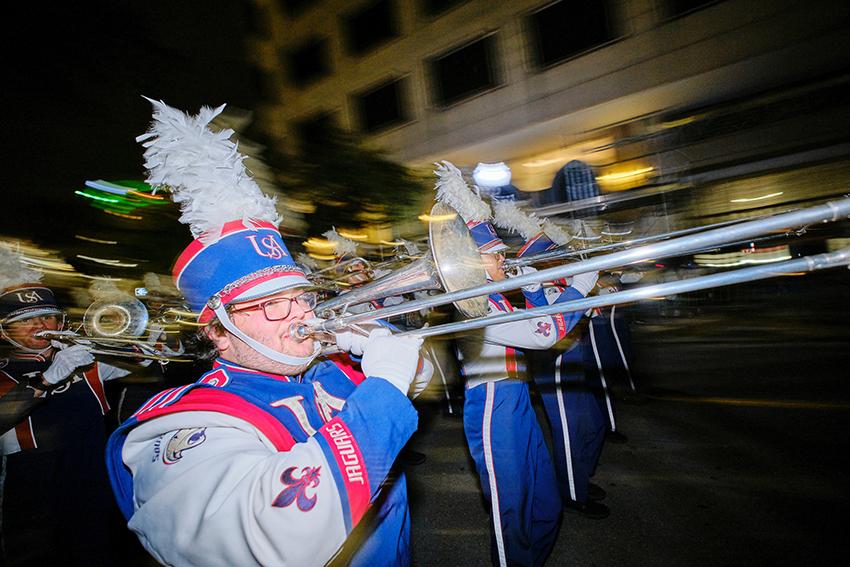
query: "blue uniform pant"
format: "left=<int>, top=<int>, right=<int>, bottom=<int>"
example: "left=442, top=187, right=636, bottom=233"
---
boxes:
left=338, top=471, right=411, bottom=567
left=528, top=341, right=606, bottom=504
left=464, top=379, right=562, bottom=567
left=587, top=311, right=633, bottom=433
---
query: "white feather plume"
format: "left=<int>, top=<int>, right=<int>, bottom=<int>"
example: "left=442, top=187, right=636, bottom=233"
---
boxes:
left=492, top=200, right=543, bottom=241
left=322, top=228, right=358, bottom=258
left=296, top=253, right=319, bottom=271
left=0, top=243, right=42, bottom=290
left=433, top=161, right=491, bottom=222
left=137, top=97, right=280, bottom=239
left=542, top=218, right=575, bottom=246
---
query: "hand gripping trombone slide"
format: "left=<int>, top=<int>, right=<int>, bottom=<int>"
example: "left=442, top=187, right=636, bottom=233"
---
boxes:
left=290, top=197, right=850, bottom=342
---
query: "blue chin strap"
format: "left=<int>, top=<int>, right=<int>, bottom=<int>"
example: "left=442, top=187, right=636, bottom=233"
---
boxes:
left=208, top=296, right=320, bottom=368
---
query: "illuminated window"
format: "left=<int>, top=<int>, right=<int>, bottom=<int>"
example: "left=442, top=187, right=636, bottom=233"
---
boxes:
left=286, top=37, right=331, bottom=86
left=430, top=35, right=500, bottom=107
left=344, top=0, right=398, bottom=56
left=354, top=77, right=409, bottom=133
left=529, top=0, right=614, bottom=69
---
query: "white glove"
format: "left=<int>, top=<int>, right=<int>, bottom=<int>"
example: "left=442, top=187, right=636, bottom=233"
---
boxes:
left=571, top=271, right=599, bottom=297
left=516, top=265, right=541, bottom=292
left=409, top=357, right=434, bottom=399
left=620, top=270, right=644, bottom=284
left=334, top=323, right=386, bottom=356
left=43, top=344, right=95, bottom=384
left=361, top=328, right=424, bottom=395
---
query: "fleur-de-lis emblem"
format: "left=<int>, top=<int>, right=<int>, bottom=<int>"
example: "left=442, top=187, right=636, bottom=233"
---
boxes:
left=535, top=321, right=552, bottom=337
left=272, top=466, right=321, bottom=511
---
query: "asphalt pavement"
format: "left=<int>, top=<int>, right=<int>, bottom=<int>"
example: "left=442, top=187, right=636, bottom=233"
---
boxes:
left=406, top=275, right=850, bottom=566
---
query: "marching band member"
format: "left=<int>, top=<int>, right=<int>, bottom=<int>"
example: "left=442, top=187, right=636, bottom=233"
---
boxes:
left=106, top=100, right=428, bottom=567
left=493, top=200, right=609, bottom=519
left=437, top=163, right=594, bottom=566
left=0, top=245, right=144, bottom=566
left=497, top=201, right=612, bottom=517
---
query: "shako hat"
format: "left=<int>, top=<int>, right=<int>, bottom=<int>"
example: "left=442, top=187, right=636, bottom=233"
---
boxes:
left=137, top=98, right=317, bottom=366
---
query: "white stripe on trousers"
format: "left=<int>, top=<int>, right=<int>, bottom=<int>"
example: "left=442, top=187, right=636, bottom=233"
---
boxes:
left=610, top=305, right=637, bottom=393
left=554, top=353, right=577, bottom=501
left=483, top=382, right=508, bottom=567
left=589, top=321, right=617, bottom=431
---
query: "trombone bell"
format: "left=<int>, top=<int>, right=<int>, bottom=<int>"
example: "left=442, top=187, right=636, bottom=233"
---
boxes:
left=314, top=202, right=489, bottom=319
left=83, top=296, right=149, bottom=338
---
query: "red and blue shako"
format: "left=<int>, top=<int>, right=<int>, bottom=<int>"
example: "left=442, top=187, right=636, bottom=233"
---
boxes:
left=466, top=220, right=508, bottom=253
left=516, top=232, right=559, bottom=259
left=172, top=219, right=310, bottom=323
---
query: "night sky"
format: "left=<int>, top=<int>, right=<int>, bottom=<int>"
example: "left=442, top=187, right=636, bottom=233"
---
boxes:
left=6, top=1, right=262, bottom=271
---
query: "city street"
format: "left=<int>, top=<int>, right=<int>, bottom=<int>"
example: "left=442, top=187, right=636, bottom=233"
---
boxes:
left=407, top=273, right=849, bottom=566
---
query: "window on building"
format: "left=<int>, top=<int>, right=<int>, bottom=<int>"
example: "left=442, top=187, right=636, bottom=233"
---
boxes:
left=343, top=0, right=398, bottom=56
left=529, top=0, right=614, bottom=69
left=354, top=77, right=409, bottom=133
left=286, top=37, right=331, bottom=87
left=280, top=0, right=317, bottom=18
left=421, top=0, right=466, bottom=17
left=430, top=35, right=499, bottom=107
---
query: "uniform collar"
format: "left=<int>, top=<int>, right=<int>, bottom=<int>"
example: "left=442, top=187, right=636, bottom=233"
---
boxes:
left=212, top=358, right=292, bottom=382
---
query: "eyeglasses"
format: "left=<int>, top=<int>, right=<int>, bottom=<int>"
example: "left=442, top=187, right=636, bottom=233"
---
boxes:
left=228, top=292, right=318, bottom=321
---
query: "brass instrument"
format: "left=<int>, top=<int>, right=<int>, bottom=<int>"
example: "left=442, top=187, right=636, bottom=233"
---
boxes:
left=313, top=202, right=490, bottom=319
left=291, top=197, right=850, bottom=342
left=37, top=294, right=195, bottom=363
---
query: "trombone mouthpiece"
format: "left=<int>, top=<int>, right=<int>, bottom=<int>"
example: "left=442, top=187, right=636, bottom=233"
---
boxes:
left=289, top=322, right=312, bottom=341
left=289, top=319, right=338, bottom=345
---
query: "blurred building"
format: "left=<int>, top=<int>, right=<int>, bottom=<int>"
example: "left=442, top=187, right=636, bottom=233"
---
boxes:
left=247, top=0, right=849, bottom=209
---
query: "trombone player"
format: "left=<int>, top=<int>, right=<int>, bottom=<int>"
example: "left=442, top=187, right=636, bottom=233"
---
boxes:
left=105, top=99, right=429, bottom=567
left=0, top=246, right=148, bottom=567
left=436, top=163, right=597, bottom=566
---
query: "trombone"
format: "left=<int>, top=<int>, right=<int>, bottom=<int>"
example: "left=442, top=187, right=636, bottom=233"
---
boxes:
left=502, top=213, right=804, bottom=273
left=37, top=294, right=196, bottom=363
left=312, top=201, right=490, bottom=319
left=398, top=247, right=850, bottom=340
left=290, top=196, right=850, bottom=341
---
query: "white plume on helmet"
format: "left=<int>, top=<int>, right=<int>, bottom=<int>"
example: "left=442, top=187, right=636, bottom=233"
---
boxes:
left=136, top=97, right=280, bottom=240
left=136, top=98, right=319, bottom=369
left=541, top=218, right=574, bottom=246
left=0, top=243, right=42, bottom=290
left=322, top=228, right=358, bottom=259
left=296, top=253, right=319, bottom=271
left=433, top=161, right=491, bottom=223
left=492, top=199, right=543, bottom=241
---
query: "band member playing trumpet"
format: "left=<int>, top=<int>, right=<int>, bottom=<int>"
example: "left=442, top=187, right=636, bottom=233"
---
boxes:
left=0, top=245, right=146, bottom=567
left=436, top=163, right=596, bottom=566
left=105, top=100, right=429, bottom=567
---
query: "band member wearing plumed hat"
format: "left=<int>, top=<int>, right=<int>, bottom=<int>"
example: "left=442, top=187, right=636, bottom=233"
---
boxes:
left=0, top=245, right=145, bottom=566
left=105, top=99, right=429, bottom=567
left=494, top=201, right=610, bottom=519
left=436, top=162, right=595, bottom=566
